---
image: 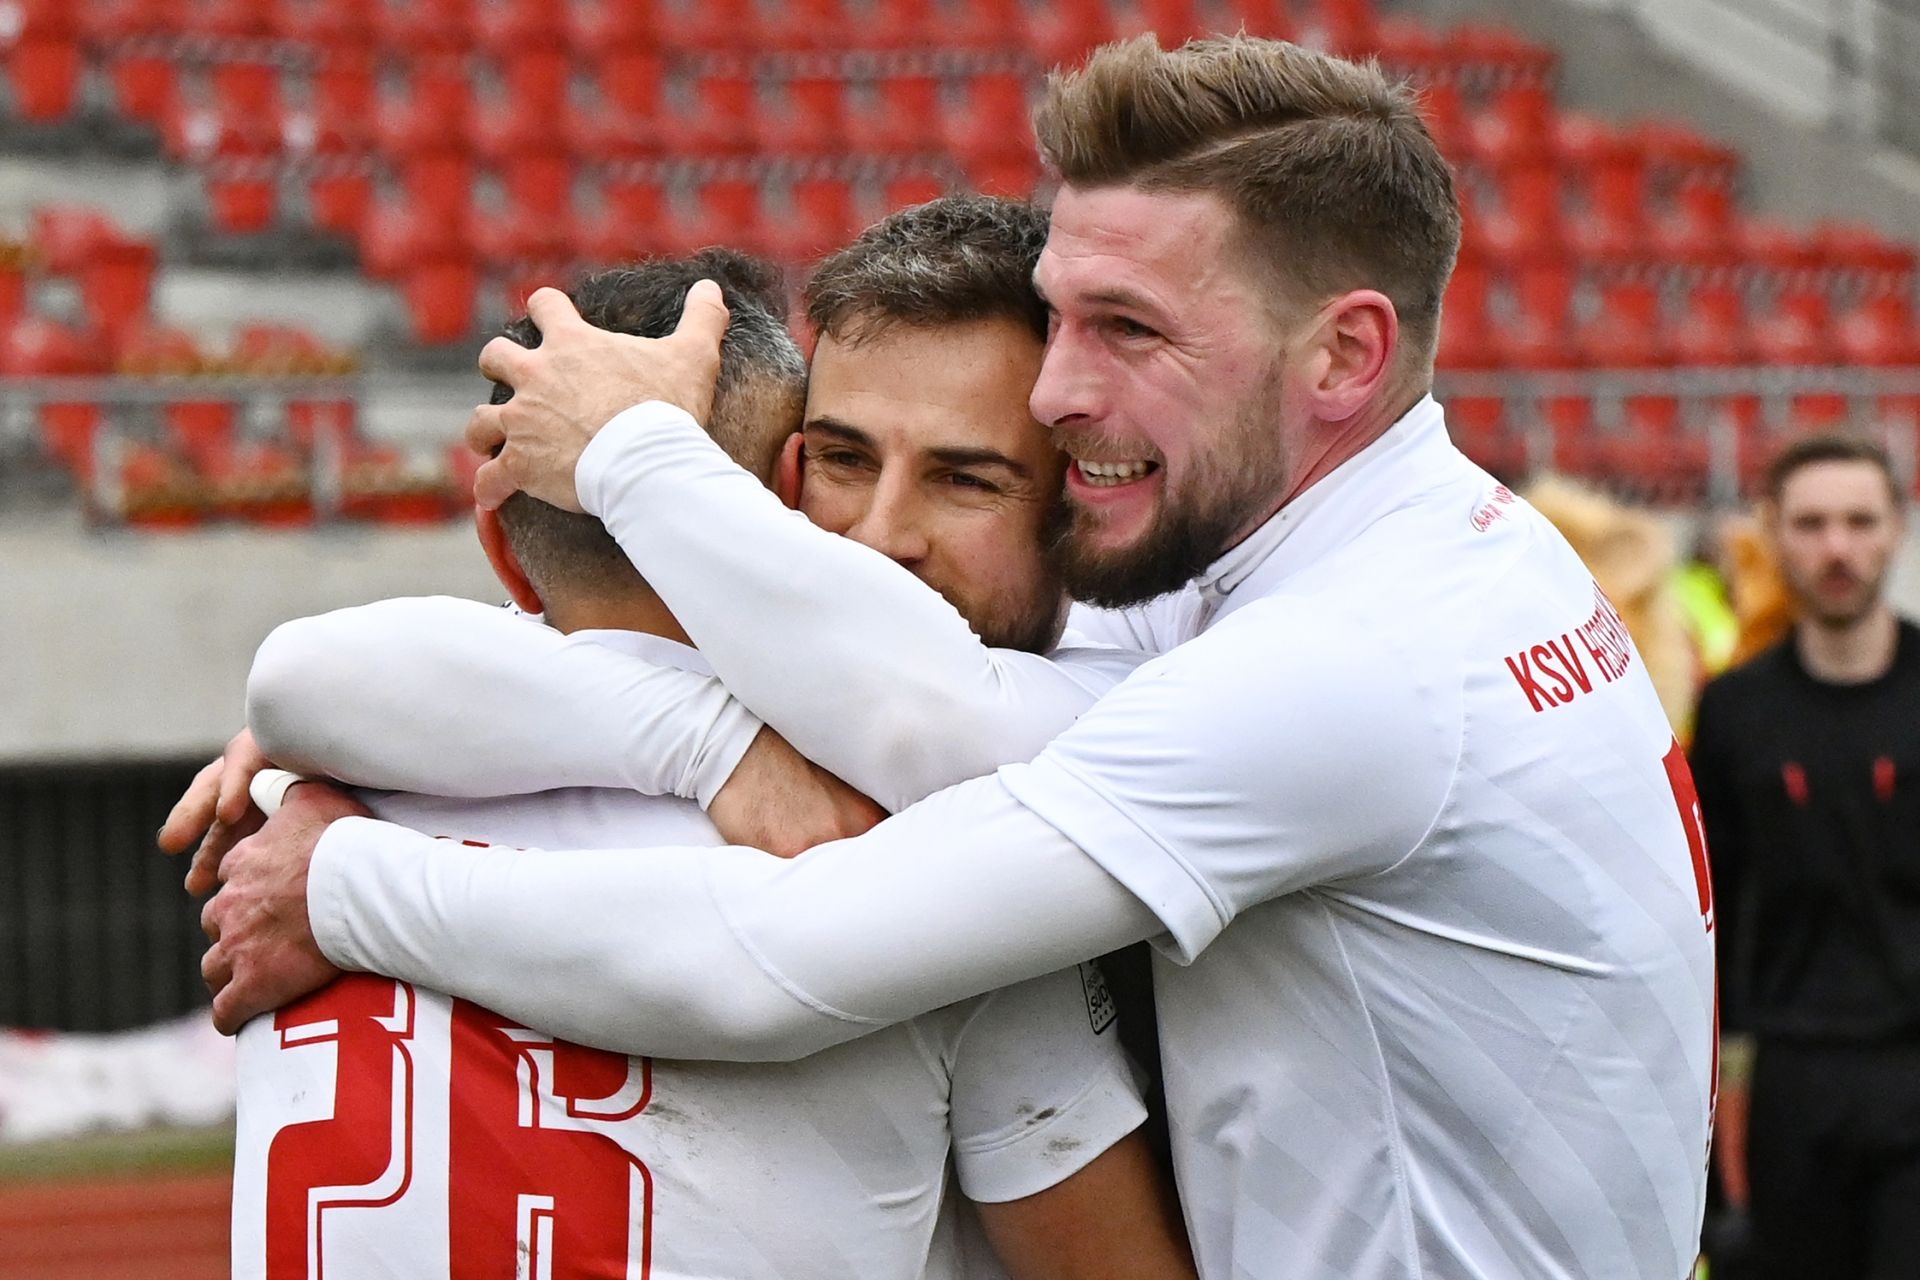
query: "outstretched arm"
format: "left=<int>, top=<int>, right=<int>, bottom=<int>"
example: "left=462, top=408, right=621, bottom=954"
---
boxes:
left=247, top=596, right=761, bottom=806
left=576, top=403, right=1148, bottom=811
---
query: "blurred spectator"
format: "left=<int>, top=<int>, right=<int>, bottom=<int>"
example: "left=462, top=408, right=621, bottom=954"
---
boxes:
left=1690, top=435, right=1918, bottom=1280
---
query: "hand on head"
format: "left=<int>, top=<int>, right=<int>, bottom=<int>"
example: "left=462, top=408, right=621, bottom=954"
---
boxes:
left=466, top=281, right=731, bottom=512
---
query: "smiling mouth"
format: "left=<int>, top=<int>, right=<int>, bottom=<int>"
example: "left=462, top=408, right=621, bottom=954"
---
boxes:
left=1074, top=459, right=1160, bottom=487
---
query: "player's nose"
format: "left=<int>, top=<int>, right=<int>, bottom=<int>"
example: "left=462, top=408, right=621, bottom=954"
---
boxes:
left=845, top=480, right=931, bottom=566
left=1029, top=327, right=1102, bottom=429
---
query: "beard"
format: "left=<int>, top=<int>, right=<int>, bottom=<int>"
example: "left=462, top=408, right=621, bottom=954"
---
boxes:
left=1791, top=561, right=1887, bottom=629
left=1048, top=372, right=1290, bottom=610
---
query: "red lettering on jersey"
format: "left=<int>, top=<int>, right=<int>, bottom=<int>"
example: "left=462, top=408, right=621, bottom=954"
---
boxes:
left=1548, top=637, right=1593, bottom=696
left=448, top=1002, right=654, bottom=1280
left=266, top=977, right=417, bottom=1279
left=1470, top=485, right=1517, bottom=532
left=1875, top=756, right=1896, bottom=802
left=1782, top=762, right=1809, bottom=806
left=1660, top=739, right=1719, bottom=1155
left=1505, top=650, right=1557, bottom=712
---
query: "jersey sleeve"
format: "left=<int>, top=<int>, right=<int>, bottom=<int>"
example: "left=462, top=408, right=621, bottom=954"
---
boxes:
left=1064, top=593, right=1199, bottom=654
left=999, top=597, right=1460, bottom=961
left=942, top=965, right=1147, bottom=1204
left=309, top=772, right=1164, bottom=1061
left=247, top=596, right=760, bottom=806
left=575, top=403, right=1151, bottom=812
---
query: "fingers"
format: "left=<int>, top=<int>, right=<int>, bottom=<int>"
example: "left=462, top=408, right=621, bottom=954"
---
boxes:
left=524, top=287, right=585, bottom=337
left=200, top=894, right=222, bottom=944
left=211, top=982, right=254, bottom=1037
left=158, top=757, right=224, bottom=855
left=201, top=940, right=232, bottom=995
left=186, top=831, right=226, bottom=897
left=672, top=279, right=731, bottom=351
left=470, top=456, right=519, bottom=512
left=215, top=729, right=268, bottom=826
left=466, top=402, right=508, bottom=459
left=476, top=335, right=533, bottom=388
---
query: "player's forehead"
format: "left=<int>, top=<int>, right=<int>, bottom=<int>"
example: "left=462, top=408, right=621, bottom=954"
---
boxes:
left=804, top=320, right=1048, bottom=463
left=1036, top=185, right=1243, bottom=316
left=1777, top=459, right=1898, bottom=518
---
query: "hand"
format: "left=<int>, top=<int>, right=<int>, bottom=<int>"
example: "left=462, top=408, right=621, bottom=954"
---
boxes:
left=199, top=780, right=370, bottom=1034
left=1714, top=1082, right=1750, bottom=1211
left=707, top=727, right=887, bottom=858
left=159, top=727, right=272, bottom=897
left=465, top=282, right=730, bottom=512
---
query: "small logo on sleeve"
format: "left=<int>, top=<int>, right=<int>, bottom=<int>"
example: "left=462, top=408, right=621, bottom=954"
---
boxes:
left=1078, top=963, right=1117, bottom=1035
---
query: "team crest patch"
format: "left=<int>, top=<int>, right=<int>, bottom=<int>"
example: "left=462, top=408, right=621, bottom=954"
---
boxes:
left=1078, top=962, right=1117, bottom=1035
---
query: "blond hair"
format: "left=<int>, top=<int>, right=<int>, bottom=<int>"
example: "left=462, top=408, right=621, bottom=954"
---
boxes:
left=1035, top=35, right=1461, bottom=361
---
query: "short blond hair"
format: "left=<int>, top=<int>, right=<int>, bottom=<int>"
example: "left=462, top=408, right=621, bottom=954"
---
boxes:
left=1035, top=35, right=1461, bottom=361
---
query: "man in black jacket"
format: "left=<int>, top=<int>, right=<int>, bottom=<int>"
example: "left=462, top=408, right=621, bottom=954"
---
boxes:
left=1692, top=434, right=1918, bottom=1280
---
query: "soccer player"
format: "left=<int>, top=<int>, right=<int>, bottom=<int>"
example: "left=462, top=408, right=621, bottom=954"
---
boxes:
left=203, top=37, right=1716, bottom=1280
left=223, top=253, right=1192, bottom=1280
left=1690, top=436, right=1919, bottom=1280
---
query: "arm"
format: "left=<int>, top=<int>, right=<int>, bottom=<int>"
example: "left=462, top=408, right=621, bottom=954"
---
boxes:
left=576, top=404, right=1149, bottom=811
left=248, top=596, right=761, bottom=806
left=942, top=964, right=1194, bottom=1280
left=1687, top=682, right=1751, bottom=1210
left=288, top=611, right=1441, bottom=1058
left=975, top=1135, right=1194, bottom=1280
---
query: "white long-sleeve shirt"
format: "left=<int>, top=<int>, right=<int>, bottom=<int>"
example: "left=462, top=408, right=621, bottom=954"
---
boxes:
left=310, top=398, right=1715, bottom=1280
left=235, top=632, right=1147, bottom=1280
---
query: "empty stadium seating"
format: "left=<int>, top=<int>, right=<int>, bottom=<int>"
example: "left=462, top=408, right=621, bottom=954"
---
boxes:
left=3, top=0, right=1918, bottom=518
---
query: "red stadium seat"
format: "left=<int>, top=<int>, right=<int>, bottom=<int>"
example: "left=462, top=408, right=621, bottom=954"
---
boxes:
left=196, top=120, right=283, bottom=235
left=79, top=236, right=159, bottom=342
left=271, top=0, right=376, bottom=44
left=1127, top=0, right=1208, bottom=43
left=569, top=0, right=659, bottom=51
left=4, top=37, right=84, bottom=121
left=1213, top=0, right=1292, bottom=39
left=846, top=75, right=940, bottom=155
left=204, top=440, right=316, bottom=527
left=683, top=176, right=769, bottom=255
left=311, top=49, right=378, bottom=145
left=585, top=172, right=672, bottom=261
left=190, top=0, right=275, bottom=37
left=1466, top=83, right=1553, bottom=169
left=393, top=149, right=478, bottom=232
left=1024, top=0, right=1114, bottom=69
left=373, top=0, right=473, bottom=54
left=758, top=75, right=848, bottom=154
left=32, top=205, right=126, bottom=275
left=121, top=443, right=209, bottom=528
left=379, top=56, right=474, bottom=159
left=768, top=175, right=859, bottom=263
left=1476, top=163, right=1564, bottom=264
left=943, top=0, right=1023, bottom=51
left=2, top=316, right=111, bottom=483
left=475, top=0, right=559, bottom=52
left=761, top=0, right=853, bottom=51
left=1413, top=78, right=1469, bottom=157
left=863, top=0, right=937, bottom=48
left=400, top=256, right=480, bottom=344
left=664, top=73, right=759, bottom=156
left=882, top=172, right=949, bottom=213
left=659, top=0, right=759, bottom=51
left=943, top=73, right=1036, bottom=169
left=1836, top=294, right=1920, bottom=366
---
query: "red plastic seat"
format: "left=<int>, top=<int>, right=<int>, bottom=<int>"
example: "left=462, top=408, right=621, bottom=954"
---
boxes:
left=846, top=75, right=940, bottom=154
left=659, top=0, right=759, bottom=51
left=311, top=48, right=378, bottom=145
left=1214, top=0, right=1292, bottom=39
left=1650, top=179, right=1738, bottom=269
left=379, top=55, right=474, bottom=158
left=188, top=0, right=275, bottom=36
left=372, top=0, right=473, bottom=54
left=195, top=119, right=283, bottom=235
left=359, top=199, right=472, bottom=279
left=1835, top=294, right=1920, bottom=366
left=400, top=256, right=481, bottom=344
left=943, top=73, right=1036, bottom=168
left=758, top=75, right=848, bottom=154
left=575, top=50, right=668, bottom=160
left=302, top=124, right=377, bottom=239
left=480, top=152, right=578, bottom=263
left=863, top=0, right=937, bottom=48
left=1466, top=83, right=1553, bottom=169
left=204, top=440, right=315, bottom=527
left=1311, top=0, right=1381, bottom=54
left=32, top=206, right=126, bottom=274
left=475, top=0, right=559, bottom=51
left=569, top=0, right=658, bottom=50
left=1560, top=116, right=1649, bottom=264
left=4, top=37, right=85, bottom=121
left=585, top=172, right=672, bottom=261
left=271, top=0, right=375, bottom=43
left=883, top=172, right=949, bottom=212
left=1024, top=0, right=1114, bottom=68
left=682, top=176, right=769, bottom=255
left=1476, top=163, right=1564, bottom=263
left=963, top=151, right=1042, bottom=198
left=761, top=0, right=853, bottom=51
left=768, top=175, right=859, bottom=263
left=2, top=316, right=111, bottom=482
left=1413, top=78, right=1469, bottom=158
left=121, top=443, right=209, bottom=528
left=393, top=148, right=477, bottom=232
left=230, top=322, right=337, bottom=373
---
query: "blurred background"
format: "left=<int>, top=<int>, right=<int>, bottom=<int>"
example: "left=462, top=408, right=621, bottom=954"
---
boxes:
left=3, top=0, right=1918, bottom=1274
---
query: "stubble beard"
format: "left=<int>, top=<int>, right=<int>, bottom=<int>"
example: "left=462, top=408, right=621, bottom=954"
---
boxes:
left=1048, top=377, right=1290, bottom=610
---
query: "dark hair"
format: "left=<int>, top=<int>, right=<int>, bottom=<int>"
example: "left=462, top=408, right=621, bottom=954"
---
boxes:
left=804, top=194, right=1051, bottom=345
left=1765, top=434, right=1903, bottom=506
left=491, top=248, right=808, bottom=603
left=1034, top=34, right=1461, bottom=365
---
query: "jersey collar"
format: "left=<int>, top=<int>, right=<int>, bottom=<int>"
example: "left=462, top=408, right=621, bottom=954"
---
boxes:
left=568, top=627, right=716, bottom=677
left=1196, top=394, right=1458, bottom=625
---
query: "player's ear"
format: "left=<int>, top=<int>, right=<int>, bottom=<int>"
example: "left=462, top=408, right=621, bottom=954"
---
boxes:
left=773, top=432, right=805, bottom=510
left=475, top=505, right=545, bottom=615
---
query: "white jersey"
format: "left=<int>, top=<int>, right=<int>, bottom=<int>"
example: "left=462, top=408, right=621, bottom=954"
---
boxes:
left=305, top=398, right=1714, bottom=1280
left=1002, top=399, right=1716, bottom=1279
left=235, top=634, right=1145, bottom=1280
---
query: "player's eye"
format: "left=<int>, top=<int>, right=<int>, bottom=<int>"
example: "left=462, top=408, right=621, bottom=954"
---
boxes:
left=1109, top=316, right=1160, bottom=340
left=810, top=447, right=870, bottom=470
left=943, top=471, right=998, bottom=493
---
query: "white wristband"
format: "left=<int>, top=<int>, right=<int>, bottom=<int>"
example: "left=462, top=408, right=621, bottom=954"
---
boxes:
left=249, top=767, right=313, bottom=817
